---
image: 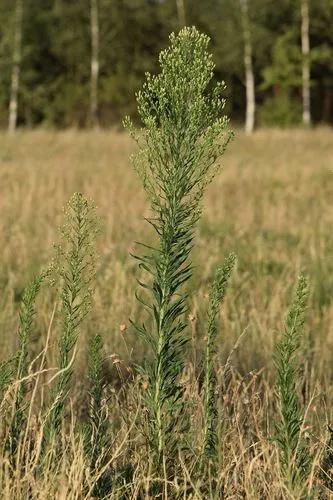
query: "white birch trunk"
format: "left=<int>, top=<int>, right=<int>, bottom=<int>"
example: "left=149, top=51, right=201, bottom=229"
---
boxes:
left=176, top=0, right=186, bottom=28
left=301, top=0, right=311, bottom=126
left=90, top=0, right=99, bottom=127
left=8, top=0, right=23, bottom=134
left=240, top=0, right=255, bottom=135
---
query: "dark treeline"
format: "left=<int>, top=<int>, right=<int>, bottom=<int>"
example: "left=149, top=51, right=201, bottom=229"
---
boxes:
left=0, top=0, right=332, bottom=131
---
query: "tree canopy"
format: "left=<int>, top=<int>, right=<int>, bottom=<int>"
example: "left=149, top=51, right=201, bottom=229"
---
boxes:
left=0, top=0, right=332, bottom=128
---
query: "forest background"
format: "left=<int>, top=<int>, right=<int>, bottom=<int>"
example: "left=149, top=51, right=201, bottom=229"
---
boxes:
left=0, top=0, right=332, bottom=132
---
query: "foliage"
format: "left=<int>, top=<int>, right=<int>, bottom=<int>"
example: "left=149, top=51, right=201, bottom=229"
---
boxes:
left=0, top=358, right=15, bottom=403
left=6, top=273, right=45, bottom=457
left=44, top=193, right=99, bottom=448
left=124, top=27, right=232, bottom=470
left=202, top=253, right=236, bottom=467
left=83, top=334, right=111, bottom=496
left=258, top=93, right=302, bottom=127
left=261, top=32, right=302, bottom=94
left=259, top=31, right=302, bottom=126
left=274, top=275, right=311, bottom=492
left=0, top=0, right=333, bottom=126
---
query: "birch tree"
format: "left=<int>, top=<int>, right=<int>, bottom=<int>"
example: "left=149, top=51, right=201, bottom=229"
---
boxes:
left=240, top=0, right=255, bottom=134
left=8, top=0, right=23, bottom=134
left=90, top=0, right=99, bottom=127
left=301, top=0, right=311, bottom=126
left=176, top=0, right=186, bottom=28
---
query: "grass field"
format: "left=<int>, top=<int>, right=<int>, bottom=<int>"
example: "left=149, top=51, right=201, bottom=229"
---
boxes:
left=0, top=127, right=333, bottom=497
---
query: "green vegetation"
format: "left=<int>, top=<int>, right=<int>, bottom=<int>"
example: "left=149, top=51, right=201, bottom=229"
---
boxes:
left=125, top=27, right=231, bottom=469
left=84, top=334, right=110, bottom=496
left=274, top=275, right=311, bottom=493
left=6, top=273, right=45, bottom=458
left=202, top=253, right=236, bottom=469
left=0, top=28, right=332, bottom=498
left=44, top=193, right=98, bottom=449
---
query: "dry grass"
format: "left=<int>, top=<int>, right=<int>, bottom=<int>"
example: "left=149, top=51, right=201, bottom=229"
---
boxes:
left=0, top=127, right=332, bottom=497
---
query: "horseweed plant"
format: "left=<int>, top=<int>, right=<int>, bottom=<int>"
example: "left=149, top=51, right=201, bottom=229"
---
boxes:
left=124, top=27, right=232, bottom=467
left=202, top=253, right=236, bottom=469
left=44, top=193, right=99, bottom=448
left=6, top=273, right=45, bottom=457
left=84, top=334, right=109, bottom=469
left=274, top=274, right=311, bottom=492
left=0, top=358, right=14, bottom=404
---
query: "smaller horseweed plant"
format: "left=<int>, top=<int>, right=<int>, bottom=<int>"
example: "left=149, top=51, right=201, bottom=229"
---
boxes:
left=202, top=253, right=236, bottom=469
left=84, top=334, right=108, bottom=469
left=44, top=193, right=99, bottom=448
left=0, top=359, right=14, bottom=401
left=124, top=27, right=232, bottom=468
left=82, top=334, right=111, bottom=496
left=274, top=275, right=311, bottom=492
left=6, top=274, right=45, bottom=457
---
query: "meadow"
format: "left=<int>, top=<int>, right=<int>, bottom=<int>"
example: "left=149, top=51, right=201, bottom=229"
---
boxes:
left=1, top=127, right=332, bottom=370
left=0, top=125, right=332, bottom=498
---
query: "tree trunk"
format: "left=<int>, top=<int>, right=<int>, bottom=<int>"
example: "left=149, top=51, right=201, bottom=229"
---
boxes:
left=8, top=0, right=23, bottom=134
left=240, top=0, right=255, bottom=135
left=90, top=0, right=99, bottom=127
left=176, top=0, right=186, bottom=28
left=301, top=0, right=311, bottom=126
